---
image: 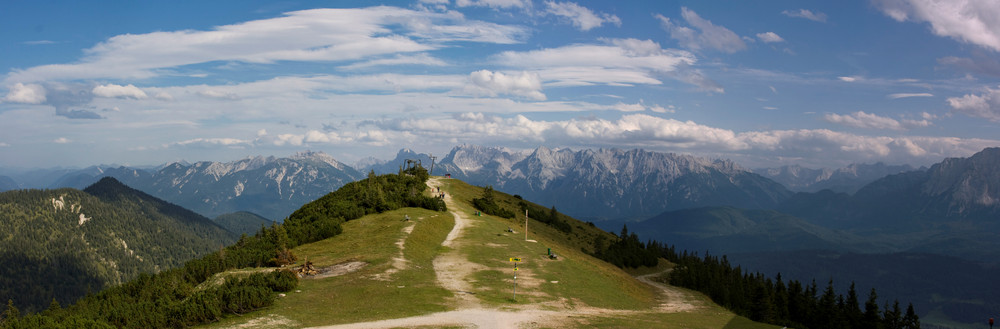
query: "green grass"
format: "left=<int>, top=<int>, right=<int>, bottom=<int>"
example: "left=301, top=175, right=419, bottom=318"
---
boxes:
left=203, top=207, right=454, bottom=328
left=200, top=177, right=783, bottom=329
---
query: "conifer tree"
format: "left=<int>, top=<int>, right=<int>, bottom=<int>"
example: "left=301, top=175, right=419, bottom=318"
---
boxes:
left=845, top=282, right=863, bottom=328
left=863, top=288, right=882, bottom=329
left=902, top=303, right=920, bottom=329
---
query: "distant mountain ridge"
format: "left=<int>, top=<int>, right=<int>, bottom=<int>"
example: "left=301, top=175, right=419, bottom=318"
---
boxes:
left=779, top=147, right=1000, bottom=233
left=38, top=151, right=364, bottom=220
left=376, top=145, right=793, bottom=221
left=754, top=162, right=917, bottom=194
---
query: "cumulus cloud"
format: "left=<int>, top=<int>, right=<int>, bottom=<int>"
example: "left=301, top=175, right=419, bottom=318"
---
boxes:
left=874, top=0, right=1000, bottom=52
left=53, top=137, right=71, bottom=144
left=947, top=87, right=1000, bottom=121
left=756, top=32, right=785, bottom=43
left=824, top=111, right=932, bottom=131
left=92, top=83, right=148, bottom=99
left=656, top=8, right=746, bottom=53
left=4, top=7, right=529, bottom=84
left=466, top=70, right=546, bottom=100
left=838, top=76, right=859, bottom=82
left=782, top=9, right=827, bottom=22
left=2, top=83, right=47, bottom=104
left=888, top=92, right=933, bottom=99
left=544, top=1, right=621, bottom=31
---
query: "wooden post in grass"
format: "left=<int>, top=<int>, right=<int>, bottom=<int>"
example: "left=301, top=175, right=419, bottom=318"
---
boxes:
left=524, top=209, right=528, bottom=241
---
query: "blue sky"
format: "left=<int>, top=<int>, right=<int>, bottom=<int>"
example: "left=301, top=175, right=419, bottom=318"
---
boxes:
left=3, top=0, right=1000, bottom=169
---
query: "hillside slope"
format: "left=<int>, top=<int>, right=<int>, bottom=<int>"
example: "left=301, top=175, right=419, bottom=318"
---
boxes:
left=0, top=177, right=237, bottom=313
left=207, top=177, right=778, bottom=329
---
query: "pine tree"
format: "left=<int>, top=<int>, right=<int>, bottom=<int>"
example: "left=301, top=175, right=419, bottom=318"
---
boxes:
left=2, top=299, right=18, bottom=326
left=845, top=282, right=863, bottom=328
left=882, top=300, right=902, bottom=329
left=863, top=288, right=882, bottom=329
left=902, top=303, right=920, bottom=329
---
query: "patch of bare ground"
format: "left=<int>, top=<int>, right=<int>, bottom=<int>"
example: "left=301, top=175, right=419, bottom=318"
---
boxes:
left=370, top=222, right=415, bottom=281
left=307, top=261, right=368, bottom=280
left=223, top=314, right=298, bottom=329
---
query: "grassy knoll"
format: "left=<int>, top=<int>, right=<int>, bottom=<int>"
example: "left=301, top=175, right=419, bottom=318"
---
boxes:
left=204, top=207, right=453, bottom=328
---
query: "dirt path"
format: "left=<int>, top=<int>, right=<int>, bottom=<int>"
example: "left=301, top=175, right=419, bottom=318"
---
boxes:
left=429, top=177, right=485, bottom=308
left=636, top=269, right=699, bottom=313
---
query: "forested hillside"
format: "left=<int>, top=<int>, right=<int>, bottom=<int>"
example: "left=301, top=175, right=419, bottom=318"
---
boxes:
left=0, top=178, right=237, bottom=313
left=0, top=167, right=446, bottom=328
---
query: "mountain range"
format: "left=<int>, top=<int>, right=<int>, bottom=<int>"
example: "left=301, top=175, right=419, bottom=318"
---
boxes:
left=369, top=145, right=793, bottom=221
left=4, top=151, right=364, bottom=221
left=754, top=162, right=917, bottom=194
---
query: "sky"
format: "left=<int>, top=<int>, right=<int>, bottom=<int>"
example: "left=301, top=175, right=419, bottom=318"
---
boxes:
left=3, top=0, right=1000, bottom=169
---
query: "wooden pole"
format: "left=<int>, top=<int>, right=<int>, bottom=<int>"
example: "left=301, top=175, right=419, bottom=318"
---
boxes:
left=524, top=209, right=528, bottom=241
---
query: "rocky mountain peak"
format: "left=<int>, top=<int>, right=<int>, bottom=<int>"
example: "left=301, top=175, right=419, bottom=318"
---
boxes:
left=923, top=147, right=1000, bottom=209
left=291, top=150, right=345, bottom=170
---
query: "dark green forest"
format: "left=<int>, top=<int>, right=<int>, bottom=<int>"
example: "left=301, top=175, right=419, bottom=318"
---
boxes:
left=593, top=226, right=921, bottom=329
left=0, top=167, right=445, bottom=329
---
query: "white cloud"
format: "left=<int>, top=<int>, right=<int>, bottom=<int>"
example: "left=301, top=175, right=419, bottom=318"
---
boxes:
left=4, top=7, right=529, bottom=84
left=92, top=83, right=148, bottom=99
left=356, top=112, right=992, bottom=166
left=656, top=8, right=746, bottom=53
left=874, top=0, right=1000, bottom=52
left=338, top=53, right=448, bottom=70
left=2, top=83, right=47, bottom=104
left=823, top=111, right=931, bottom=131
left=0, top=142, right=10, bottom=147
left=782, top=9, right=827, bottom=22
left=493, top=39, right=705, bottom=89
left=888, top=92, right=933, bottom=99
left=756, top=32, right=785, bottom=43
left=170, top=137, right=251, bottom=148
left=455, top=0, right=531, bottom=9
left=947, top=87, right=1000, bottom=121
left=198, top=90, right=240, bottom=100
left=544, top=1, right=621, bottom=31
left=466, top=70, right=546, bottom=100
left=53, top=137, right=71, bottom=144
left=154, top=91, right=174, bottom=101
left=838, top=76, right=859, bottom=82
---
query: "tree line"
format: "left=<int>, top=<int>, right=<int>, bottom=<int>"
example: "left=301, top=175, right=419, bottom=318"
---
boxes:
left=594, top=225, right=921, bottom=329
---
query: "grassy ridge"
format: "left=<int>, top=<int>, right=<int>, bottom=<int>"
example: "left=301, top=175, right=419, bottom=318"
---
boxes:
left=207, top=177, right=779, bottom=328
